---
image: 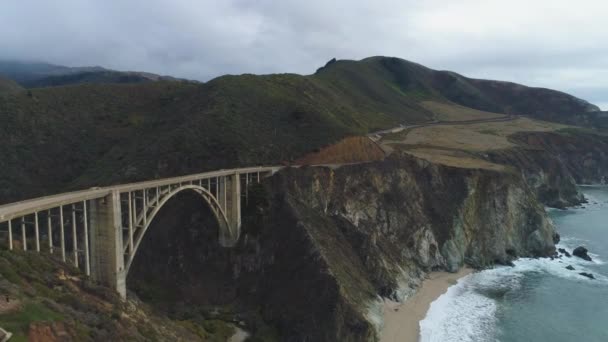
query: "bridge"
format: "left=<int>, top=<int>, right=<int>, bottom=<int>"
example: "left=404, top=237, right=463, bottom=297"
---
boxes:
left=0, top=166, right=281, bottom=298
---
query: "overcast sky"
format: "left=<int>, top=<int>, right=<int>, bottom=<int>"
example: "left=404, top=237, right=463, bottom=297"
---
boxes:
left=1, top=0, right=607, bottom=109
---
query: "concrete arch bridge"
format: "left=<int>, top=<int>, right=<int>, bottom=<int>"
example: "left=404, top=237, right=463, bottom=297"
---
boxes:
left=0, top=166, right=280, bottom=298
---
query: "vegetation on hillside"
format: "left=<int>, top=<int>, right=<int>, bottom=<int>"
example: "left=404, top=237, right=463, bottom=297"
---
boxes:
left=0, top=56, right=603, bottom=203
left=0, top=77, right=24, bottom=96
left=0, top=249, right=234, bottom=341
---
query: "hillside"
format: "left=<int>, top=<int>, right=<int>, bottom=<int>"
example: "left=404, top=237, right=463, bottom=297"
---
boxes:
left=315, top=57, right=603, bottom=126
left=0, top=56, right=605, bottom=203
left=0, top=61, right=186, bottom=88
left=0, top=249, right=243, bottom=341
left=0, top=77, right=24, bottom=96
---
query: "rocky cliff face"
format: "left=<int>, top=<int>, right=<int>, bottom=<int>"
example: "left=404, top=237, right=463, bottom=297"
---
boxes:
left=512, top=131, right=608, bottom=185
left=128, top=152, right=557, bottom=341
left=250, top=154, right=555, bottom=341
left=484, top=130, right=608, bottom=208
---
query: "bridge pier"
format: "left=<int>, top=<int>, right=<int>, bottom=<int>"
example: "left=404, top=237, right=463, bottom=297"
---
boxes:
left=89, top=190, right=127, bottom=299
left=219, top=173, right=241, bottom=247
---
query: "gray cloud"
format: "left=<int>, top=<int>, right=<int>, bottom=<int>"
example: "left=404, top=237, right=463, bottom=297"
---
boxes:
left=1, top=0, right=607, bottom=108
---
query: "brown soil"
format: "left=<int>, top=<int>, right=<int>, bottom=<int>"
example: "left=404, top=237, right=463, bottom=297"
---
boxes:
left=295, top=136, right=385, bottom=165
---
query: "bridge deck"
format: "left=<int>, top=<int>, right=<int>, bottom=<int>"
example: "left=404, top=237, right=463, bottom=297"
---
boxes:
left=0, top=166, right=280, bottom=221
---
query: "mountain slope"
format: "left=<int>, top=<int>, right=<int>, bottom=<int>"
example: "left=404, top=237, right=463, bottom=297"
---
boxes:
left=0, top=60, right=186, bottom=88
left=316, top=56, right=602, bottom=125
left=0, top=77, right=24, bottom=96
left=0, top=56, right=604, bottom=204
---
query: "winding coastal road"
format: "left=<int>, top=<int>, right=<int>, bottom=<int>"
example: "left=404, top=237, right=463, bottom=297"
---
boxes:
left=368, top=114, right=518, bottom=142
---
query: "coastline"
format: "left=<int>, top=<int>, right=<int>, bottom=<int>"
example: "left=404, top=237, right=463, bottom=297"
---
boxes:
left=380, top=267, right=473, bottom=342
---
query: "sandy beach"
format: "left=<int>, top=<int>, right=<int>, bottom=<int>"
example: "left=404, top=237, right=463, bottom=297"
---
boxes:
left=380, top=267, right=473, bottom=342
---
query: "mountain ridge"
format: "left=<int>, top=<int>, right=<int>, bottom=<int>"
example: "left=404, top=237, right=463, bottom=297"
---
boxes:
left=0, top=60, right=192, bottom=88
left=0, top=55, right=605, bottom=204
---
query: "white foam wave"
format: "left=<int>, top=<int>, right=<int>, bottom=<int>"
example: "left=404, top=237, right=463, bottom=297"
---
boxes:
left=419, top=255, right=607, bottom=341
left=419, top=272, right=497, bottom=342
left=512, top=257, right=608, bottom=283
left=576, top=192, right=608, bottom=211
left=557, top=239, right=605, bottom=265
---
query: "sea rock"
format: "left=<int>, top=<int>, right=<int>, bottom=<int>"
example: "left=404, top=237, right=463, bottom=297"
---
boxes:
left=579, top=272, right=595, bottom=279
left=505, top=260, right=516, bottom=267
left=572, top=246, right=593, bottom=261
left=566, top=265, right=575, bottom=270
left=558, top=248, right=572, bottom=257
left=552, top=232, right=561, bottom=244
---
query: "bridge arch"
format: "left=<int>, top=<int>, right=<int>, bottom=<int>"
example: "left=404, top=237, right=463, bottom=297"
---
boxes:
left=124, top=184, right=235, bottom=274
left=0, top=166, right=280, bottom=299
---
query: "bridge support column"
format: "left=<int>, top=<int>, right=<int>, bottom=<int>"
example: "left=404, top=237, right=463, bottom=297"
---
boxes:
left=89, top=190, right=126, bottom=299
left=230, top=173, right=241, bottom=235
left=219, top=173, right=241, bottom=246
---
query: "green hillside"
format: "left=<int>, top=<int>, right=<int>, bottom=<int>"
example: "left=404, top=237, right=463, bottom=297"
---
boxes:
left=316, top=57, right=602, bottom=125
left=0, top=77, right=24, bottom=96
left=0, top=56, right=603, bottom=203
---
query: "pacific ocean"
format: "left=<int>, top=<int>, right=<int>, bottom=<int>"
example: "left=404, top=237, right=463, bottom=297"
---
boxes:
left=419, top=186, right=608, bottom=342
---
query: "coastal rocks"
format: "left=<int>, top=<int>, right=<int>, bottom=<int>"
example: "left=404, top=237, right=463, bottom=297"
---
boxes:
left=573, top=246, right=593, bottom=261
left=484, top=130, right=608, bottom=209
left=553, top=232, right=561, bottom=244
left=527, top=230, right=552, bottom=257
left=579, top=272, right=595, bottom=280
left=566, top=265, right=575, bottom=270
left=128, top=151, right=560, bottom=342
left=484, top=147, right=584, bottom=208
left=558, top=248, right=571, bottom=257
left=252, top=152, right=557, bottom=341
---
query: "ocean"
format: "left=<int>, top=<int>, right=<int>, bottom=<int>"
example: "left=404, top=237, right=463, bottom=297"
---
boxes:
left=419, top=186, right=608, bottom=342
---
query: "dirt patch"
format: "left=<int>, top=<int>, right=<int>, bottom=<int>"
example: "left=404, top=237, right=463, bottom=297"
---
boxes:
left=28, top=321, right=73, bottom=342
left=0, top=298, right=20, bottom=314
left=421, top=101, right=505, bottom=121
left=397, top=147, right=507, bottom=171
left=295, top=136, right=385, bottom=165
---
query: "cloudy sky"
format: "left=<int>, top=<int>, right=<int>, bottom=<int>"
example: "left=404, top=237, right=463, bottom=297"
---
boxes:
left=2, top=0, right=607, bottom=108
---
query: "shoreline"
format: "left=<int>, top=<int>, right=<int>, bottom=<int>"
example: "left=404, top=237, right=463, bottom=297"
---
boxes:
left=380, top=267, right=473, bottom=342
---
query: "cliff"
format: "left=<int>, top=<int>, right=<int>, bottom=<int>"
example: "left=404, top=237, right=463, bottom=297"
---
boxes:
left=484, top=129, right=608, bottom=208
left=249, top=154, right=555, bottom=341
left=124, top=151, right=557, bottom=341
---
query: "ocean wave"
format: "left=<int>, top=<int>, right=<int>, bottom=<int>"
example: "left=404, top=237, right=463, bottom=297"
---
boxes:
left=419, top=253, right=607, bottom=341
left=419, top=272, right=497, bottom=342
left=578, top=192, right=608, bottom=210
left=557, top=239, right=605, bottom=265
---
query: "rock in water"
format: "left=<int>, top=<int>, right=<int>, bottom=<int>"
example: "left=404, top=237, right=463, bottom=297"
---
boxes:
left=558, top=248, right=572, bottom=257
left=566, top=265, right=575, bottom=270
left=553, top=232, right=561, bottom=244
left=572, top=246, right=593, bottom=261
left=579, top=272, right=595, bottom=279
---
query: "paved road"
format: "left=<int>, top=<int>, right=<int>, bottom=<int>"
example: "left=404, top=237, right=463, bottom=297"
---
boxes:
left=368, top=115, right=517, bottom=141
left=366, top=114, right=518, bottom=155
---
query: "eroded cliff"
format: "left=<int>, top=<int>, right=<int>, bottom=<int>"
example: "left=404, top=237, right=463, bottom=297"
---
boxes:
left=485, top=130, right=608, bottom=208
left=249, top=153, right=555, bottom=341
left=126, top=151, right=558, bottom=341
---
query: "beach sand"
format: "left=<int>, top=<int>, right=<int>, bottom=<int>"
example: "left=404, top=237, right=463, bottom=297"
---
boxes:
left=380, top=267, right=473, bottom=342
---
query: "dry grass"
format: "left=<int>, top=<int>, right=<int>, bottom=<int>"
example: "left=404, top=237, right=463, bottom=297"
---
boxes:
left=396, top=147, right=507, bottom=171
left=295, top=136, right=385, bottom=165
left=380, top=117, right=569, bottom=170
left=421, top=101, right=505, bottom=121
left=387, top=118, right=566, bottom=152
